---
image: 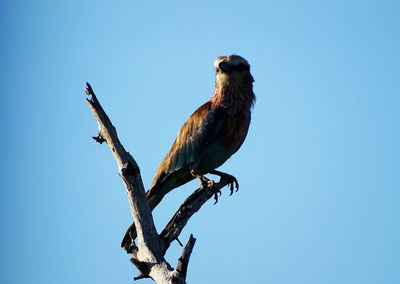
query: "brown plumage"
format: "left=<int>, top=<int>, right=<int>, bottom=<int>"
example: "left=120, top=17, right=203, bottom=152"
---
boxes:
left=122, top=55, right=255, bottom=252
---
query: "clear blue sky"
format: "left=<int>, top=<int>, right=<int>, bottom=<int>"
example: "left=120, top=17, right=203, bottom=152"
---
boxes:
left=1, top=1, right=399, bottom=283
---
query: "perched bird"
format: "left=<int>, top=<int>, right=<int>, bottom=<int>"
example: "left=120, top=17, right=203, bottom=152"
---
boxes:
left=122, top=54, right=255, bottom=251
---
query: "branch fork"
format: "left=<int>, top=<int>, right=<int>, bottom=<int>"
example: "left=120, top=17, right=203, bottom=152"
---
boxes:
left=85, top=82, right=236, bottom=283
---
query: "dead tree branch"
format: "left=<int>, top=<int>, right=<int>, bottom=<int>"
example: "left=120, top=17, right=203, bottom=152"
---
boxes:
left=159, top=179, right=234, bottom=253
left=85, top=82, right=234, bottom=283
left=176, top=235, right=196, bottom=281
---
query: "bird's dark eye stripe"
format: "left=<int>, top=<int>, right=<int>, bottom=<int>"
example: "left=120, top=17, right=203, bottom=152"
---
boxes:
left=233, top=63, right=249, bottom=71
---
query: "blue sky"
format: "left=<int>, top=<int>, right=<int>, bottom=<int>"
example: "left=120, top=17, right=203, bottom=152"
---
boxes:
left=1, top=1, right=399, bottom=283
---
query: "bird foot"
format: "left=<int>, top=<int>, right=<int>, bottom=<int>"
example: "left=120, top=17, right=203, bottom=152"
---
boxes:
left=191, top=170, right=215, bottom=189
left=191, top=170, right=220, bottom=203
left=200, top=176, right=214, bottom=189
left=200, top=176, right=221, bottom=204
left=210, top=170, right=239, bottom=195
left=199, top=176, right=221, bottom=204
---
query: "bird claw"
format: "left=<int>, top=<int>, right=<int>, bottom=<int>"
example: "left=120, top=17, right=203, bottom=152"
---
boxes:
left=229, top=183, right=234, bottom=196
left=219, top=173, right=239, bottom=195
left=213, top=188, right=222, bottom=204
left=228, top=178, right=239, bottom=195
left=194, top=170, right=239, bottom=204
left=194, top=174, right=221, bottom=204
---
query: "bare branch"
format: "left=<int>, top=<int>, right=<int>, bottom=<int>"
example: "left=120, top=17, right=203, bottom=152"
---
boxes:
left=85, top=82, right=155, bottom=242
left=160, top=178, right=234, bottom=253
left=85, top=82, right=238, bottom=283
left=176, top=235, right=196, bottom=281
left=85, top=83, right=182, bottom=283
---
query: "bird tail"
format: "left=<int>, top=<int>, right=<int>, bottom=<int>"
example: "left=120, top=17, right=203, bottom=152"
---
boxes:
left=121, top=172, right=194, bottom=252
left=146, top=184, right=166, bottom=211
left=120, top=184, right=164, bottom=252
left=121, top=223, right=136, bottom=253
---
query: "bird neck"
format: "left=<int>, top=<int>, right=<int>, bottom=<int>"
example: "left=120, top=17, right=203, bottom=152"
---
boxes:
left=211, top=74, right=255, bottom=114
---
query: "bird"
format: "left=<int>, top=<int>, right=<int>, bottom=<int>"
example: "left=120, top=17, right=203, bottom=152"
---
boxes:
left=122, top=54, right=255, bottom=252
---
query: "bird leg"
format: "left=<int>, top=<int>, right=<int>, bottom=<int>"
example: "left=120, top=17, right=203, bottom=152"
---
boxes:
left=190, top=170, right=221, bottom=203
left=190, top=170, right=214, bottom=188
left=209, top=170, right=239, bottom=196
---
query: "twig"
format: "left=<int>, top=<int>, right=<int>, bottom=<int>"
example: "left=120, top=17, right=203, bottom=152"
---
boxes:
left=176, top=235, right=196, bottom=281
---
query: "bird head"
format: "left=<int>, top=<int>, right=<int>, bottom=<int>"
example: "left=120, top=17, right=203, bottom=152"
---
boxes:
left=212, top=55, right=255, bottom=111
left=214, top=55, right=254, bottom=87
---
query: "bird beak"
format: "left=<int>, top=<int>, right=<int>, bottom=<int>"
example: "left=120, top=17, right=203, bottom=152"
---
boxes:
left=218, top=61, right=233, bottom=73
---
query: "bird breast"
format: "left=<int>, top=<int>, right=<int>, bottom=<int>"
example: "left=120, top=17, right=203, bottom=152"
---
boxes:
left=195, top=111, right=251, bottom=174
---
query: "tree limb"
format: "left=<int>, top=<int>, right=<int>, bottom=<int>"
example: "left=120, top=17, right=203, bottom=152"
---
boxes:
left=85, top=82, right=189, bottom=283
left=176, top=235, right=196, bottom=281
left=85, top=82, right=236, bottom=283
left=159, top=179, right=233, bottom=253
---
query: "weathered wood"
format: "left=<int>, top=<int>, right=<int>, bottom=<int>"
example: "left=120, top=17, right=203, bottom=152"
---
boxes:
left=176, top=235, right=196, bottom=281
left=85, top=83, right=187, bottom=283
left=85, top=82, right=239, bottom=283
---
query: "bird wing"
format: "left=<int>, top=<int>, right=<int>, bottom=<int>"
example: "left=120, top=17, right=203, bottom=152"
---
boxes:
left=151, top=101, right=227, bottom=187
